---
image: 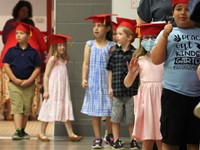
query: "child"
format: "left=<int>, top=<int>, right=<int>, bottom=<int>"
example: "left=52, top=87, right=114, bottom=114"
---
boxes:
left=124, top=22, right=166, bottom=150
left=111, top=21, right=118, bottom=43
left=37, top=34, right=82, bottom=142
left=107, top=17, right=140, bottom=150
left=151, top=0, right=200, bottom=150
left=81, top=14, right=116, bottom=149
left=3, top=22, right=41, bottom=140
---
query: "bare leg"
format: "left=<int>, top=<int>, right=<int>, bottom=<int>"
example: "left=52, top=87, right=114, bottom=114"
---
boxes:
left=162, top=143, right=179, bottom=150
left=155, top=140, right=162, bottom=150
left=128, top=123, right=134, bottom=140
left=112, top=122, right=120, bottom=142
left=92, top=117, right=101, bottom=138
left=22, top=115, right=28, bottom=129
left=13, top=113, right=23, bottom=130
left=142, top=140, right=154, bottom=150
left=105, top=116, right=112, bottom=134
left=64, top=120, right=74, bottom=137
left=40, top=121, right=48, bottom=135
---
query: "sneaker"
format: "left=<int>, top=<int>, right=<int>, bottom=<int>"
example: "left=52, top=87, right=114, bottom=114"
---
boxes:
left=12, top=130, right=23, bottom=140
left=130, top=139, right=140, bottom=150
left=112, top=139, right=125, bottom=150
left=92, top=138, right=103, bottom=149
left=21, top=129, right=30, bottom=139
left=104, top=134, right=114, bottom=146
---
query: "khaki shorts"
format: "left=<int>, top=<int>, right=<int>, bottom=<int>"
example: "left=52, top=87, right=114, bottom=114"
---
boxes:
left=8, top=82, right=35, bottom=116
left=111, top=96, right=135, bottom=124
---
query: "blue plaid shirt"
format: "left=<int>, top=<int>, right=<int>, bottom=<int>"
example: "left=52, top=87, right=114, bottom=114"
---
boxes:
left=107, top=45, right=139, bottom=97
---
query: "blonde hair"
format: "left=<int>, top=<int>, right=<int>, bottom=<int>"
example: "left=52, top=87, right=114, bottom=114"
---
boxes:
left=118, top=26, right=136, bottom=43
left=132, top=38, right=147, bottom=58
left=48, top=44, right=68, bottom=60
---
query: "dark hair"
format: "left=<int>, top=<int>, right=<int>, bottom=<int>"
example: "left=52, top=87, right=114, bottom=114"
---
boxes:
left=105, top=22, right=113, bottom=41
left=12, top=0, right=33, bottom=18
left=20, top=18, right=35, bottom=26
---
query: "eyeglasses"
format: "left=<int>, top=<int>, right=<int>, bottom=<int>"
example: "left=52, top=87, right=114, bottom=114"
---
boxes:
left=142, top=36, right=157, bottom=41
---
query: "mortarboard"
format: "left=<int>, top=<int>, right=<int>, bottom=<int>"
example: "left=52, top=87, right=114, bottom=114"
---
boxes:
left=12, top=22, right=33, bottom=35
left=172, top=0, right=188, bottom=7
left=138, top=22, right=166, bottom=36
left=111, top=21, right=118, bottom=31
left=116, top=17, right=137, bottom=34
left=48, top=34, right=72, bottom=46
left=85, top=14, right=118, bottom=25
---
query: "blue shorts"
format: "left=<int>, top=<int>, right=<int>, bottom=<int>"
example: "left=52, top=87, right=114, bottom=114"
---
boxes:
left=160, top=88, right=200, bottom=145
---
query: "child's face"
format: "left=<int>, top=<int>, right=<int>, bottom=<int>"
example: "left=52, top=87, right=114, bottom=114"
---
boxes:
left=112, top=30, right=117, bottom=42
left=15, top=30, right=29, bottom=44
left=116, top=27, right=132, bottom=45
left=173, top=3, right=195, bottom=28
left=57, top=43, right=66, bottom=55
left=93, top=23, right=109, bottom=38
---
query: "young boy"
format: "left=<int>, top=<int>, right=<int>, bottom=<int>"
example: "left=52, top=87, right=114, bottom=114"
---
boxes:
left=151, top=0, right=200, bottom=150
left=107, top=17, right=140, bottom=150
left=3, top=22, right=41, bottom=140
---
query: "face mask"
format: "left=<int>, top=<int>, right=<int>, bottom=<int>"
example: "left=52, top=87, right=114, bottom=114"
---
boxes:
left=141, top=39, right=155, bottom=52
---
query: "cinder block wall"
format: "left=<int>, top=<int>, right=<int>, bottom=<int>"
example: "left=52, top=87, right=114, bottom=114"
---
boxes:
left=54, top=0, right=129, bottom=137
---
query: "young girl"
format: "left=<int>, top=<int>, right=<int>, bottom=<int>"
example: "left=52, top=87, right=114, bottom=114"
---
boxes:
left=37, top=34, right=82, bottom=142
left=151, top=0, right=200, bottom=150
left=81, top=14, right=116, bottom=149
left=124, top=22, right=166, bottom=150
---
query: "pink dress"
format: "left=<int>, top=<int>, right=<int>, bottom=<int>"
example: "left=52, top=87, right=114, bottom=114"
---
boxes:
left=133, top=56, right=163, bottom=141
left=38, top=60, right=74, bottom=122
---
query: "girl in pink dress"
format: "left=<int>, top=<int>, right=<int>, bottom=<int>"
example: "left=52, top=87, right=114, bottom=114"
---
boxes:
left=37, top=34, right=82, bottom=142
left=124, top=22, right=166, bottom=150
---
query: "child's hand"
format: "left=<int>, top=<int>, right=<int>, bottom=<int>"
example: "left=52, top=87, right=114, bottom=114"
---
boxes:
left=163, top=21, right=173, bottom=38
left=108, top=87, right=113, bottom=99
left=14, top=78, right=23, bottom=86
left=127, top=58, right=139, bottom=74
left=43, top=91, right=49, bottom=100
left=81, top=79, right=88, bottom=88
left=20, top=80, right=32, bottom=87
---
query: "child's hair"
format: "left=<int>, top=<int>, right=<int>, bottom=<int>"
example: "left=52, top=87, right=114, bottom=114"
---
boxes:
left=105, top=22, right=113, bottom=41
left=132, top=38, right=147, bottom=58
left=118, top=26, right=136, bottom=43
left=48, top=44, right=67, bottom=60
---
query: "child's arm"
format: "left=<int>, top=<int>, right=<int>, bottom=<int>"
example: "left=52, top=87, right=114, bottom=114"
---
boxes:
left=197, top=65, right=200, bottom=80
left=81, top=44, right=90, bottom=88
left=124, top=58, right=139, bottom=88
left=4, top=63, right=23, bottom=86
left=43, top=56, right=56, bottom=100
left=151, top=22, right=173, bottom=65
left=108, top=70, right=113, bottom=99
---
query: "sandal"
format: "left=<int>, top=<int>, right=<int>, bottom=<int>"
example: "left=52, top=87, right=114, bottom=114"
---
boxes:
left=68, top=135, right=83, bottom=142
left=37, top=134, right=50, bottom=142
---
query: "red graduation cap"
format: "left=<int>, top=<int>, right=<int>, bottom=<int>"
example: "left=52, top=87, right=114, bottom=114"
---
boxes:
left=48, top=34, right=72, bottom=46
left=172, top=0, right=188, bottom=7
left=111, top=21, right=118, bottom=31
left=85, top=13, right=118, bottom=25
left=139, top=22, right=166, bottom=36
left=12, top=22, right=33, bottom=35
left=116, top=17, right=137, bottom=34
